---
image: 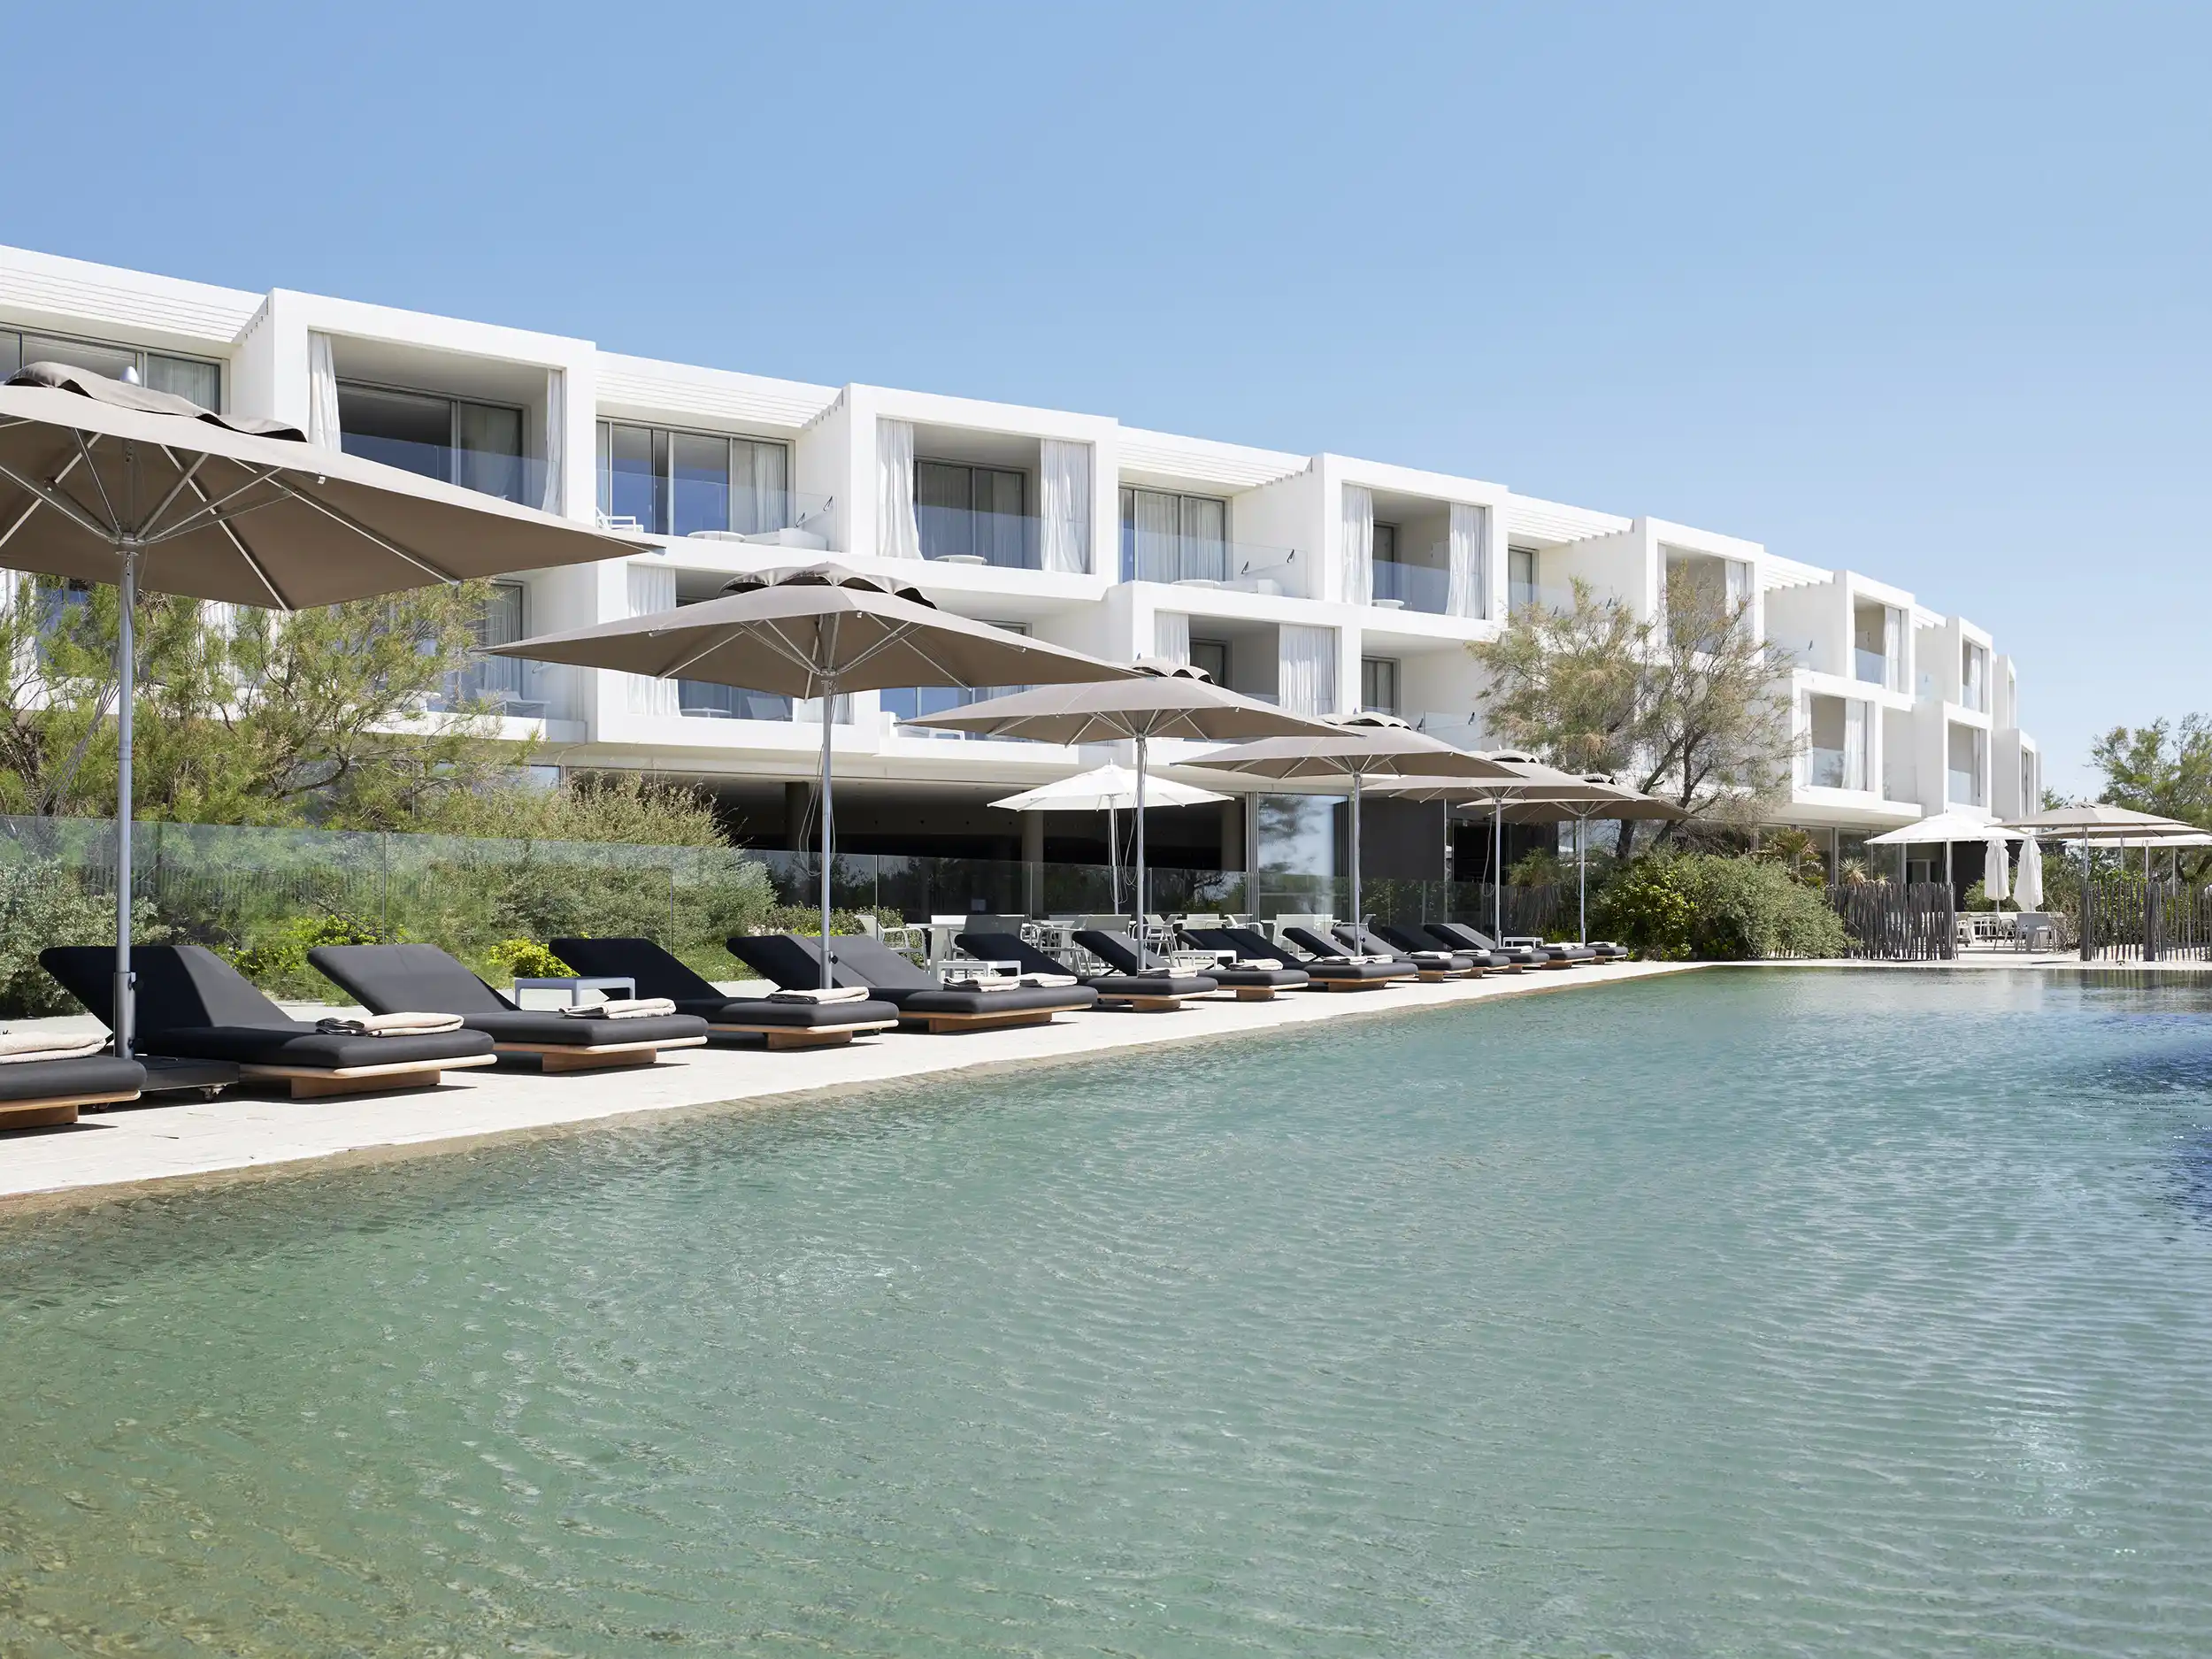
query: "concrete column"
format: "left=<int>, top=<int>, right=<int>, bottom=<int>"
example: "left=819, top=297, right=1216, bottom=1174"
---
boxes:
left=1218, top=798, right=1244, bottom=872
left=1021, top=812, right=1045, bottom=916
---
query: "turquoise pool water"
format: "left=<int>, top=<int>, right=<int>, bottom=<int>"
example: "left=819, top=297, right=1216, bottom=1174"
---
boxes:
left=4, top=969, right=2212, bottom=1655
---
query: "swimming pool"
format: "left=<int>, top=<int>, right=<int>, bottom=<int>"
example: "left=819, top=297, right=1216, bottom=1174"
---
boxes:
left=4, top=969, right=2210, bottom=1655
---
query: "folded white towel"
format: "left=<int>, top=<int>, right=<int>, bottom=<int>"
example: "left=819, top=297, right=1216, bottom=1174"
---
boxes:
left=0, top=1031, right=105, bottom=1063
left=1019, top=972, right=1079, bottom=988
left=1409, top=951, right=1456, bottom=964
left=764, top=986, right=871, bottom=1005
left=964, top=976, right=1025, bottom=993
left=565, top=997, right=678, bottom=1019
left=363, top=1010, right=465, bottom=1035
left=1242, top=957, right=1285, bottom=970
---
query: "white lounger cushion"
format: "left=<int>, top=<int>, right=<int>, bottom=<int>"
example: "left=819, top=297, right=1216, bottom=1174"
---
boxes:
left=0, top=1030, right=105, bottom=1063
left=764, top=986, right=872, bottom=1005
left=564, top=996, right=680, bottom=1019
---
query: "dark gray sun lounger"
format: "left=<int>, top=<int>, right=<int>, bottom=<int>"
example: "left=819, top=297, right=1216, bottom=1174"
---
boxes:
left=1215, top=927, right=1409, bottom=989
left=726, top=933, right=1097, bottom=1033
left=0, top=1051, right=144, bottom=1130
left=1284, top=925, right=1448, bottom=982
left=550, top=936, right=898, bottom=1048
left=310, top=943, right=709, bottom=1071
left=1422, top=923, right=1551, bottom=968
left=1164, top=928, right=1311, bottom=997
left=967, top=929, right=1217, bottom=1009
left=1333, top=924, right=1480, bottom=979
left=1372, top=921, right=1503, bottom=972
left=42, top=944, right=495, bottom=1099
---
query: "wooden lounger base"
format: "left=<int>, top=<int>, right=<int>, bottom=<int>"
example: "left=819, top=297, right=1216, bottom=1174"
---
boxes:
left=1314, top=977, right=1400, bottom=992
left=710, top=1021, right=899, bottom=1050
left=1229, top=986, right=1277, bottom=1002
left=899, top=1006, right=1063, bottom=1034
left=1095, top=995, right=1190, bottom=1012
left=242, top=1054, right=499, bottom=1100
left=0, top=1089, right=141, bottom=1130
left=497, top=1035, right=709, bottom=1073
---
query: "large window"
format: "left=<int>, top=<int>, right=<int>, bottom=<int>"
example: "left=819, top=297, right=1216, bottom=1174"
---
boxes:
left=884, top=622, right=1027, bottom=736
left=339, top=383, right=529, bottom=503
left=1120, top=487, right=1228, bottom=583
left=595, top=422, right=792, bottom=538
left=1189, top=638, right=1229, bottom=686
left=1961, top=641, right=1990, bottom=713
left=1508, top=546, right=1539, bottom=613
left=918, top=461, right=1030, bottom=565
left=1360, top=656, right=1400, bottom=716
left=434, top=580, right=536, bottom=714
left=0, top=326, right=221, bottom=411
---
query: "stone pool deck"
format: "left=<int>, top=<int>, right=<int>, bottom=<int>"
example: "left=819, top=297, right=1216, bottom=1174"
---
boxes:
left=0, top=961, right=1702, bottom=1210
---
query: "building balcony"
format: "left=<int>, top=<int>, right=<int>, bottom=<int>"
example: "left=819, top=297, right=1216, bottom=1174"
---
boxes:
left=1371, top=558, right=1448, bottom=616
left=918, top=503, right=1042, bottom=570
left=342, top=429, right=549, bottom=508
left=1121, top=527, right=1297, bottom=594
left=1807, top=747, right=1847, bottom=788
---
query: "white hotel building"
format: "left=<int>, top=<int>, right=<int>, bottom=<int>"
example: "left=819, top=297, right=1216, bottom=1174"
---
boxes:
left=0, top=244, right=2038, bottom=885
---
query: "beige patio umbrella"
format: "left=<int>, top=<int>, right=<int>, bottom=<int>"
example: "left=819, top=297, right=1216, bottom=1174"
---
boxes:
left=2004, top=803, right=2202, bottom=962
left=901, top=660, right=1330, bottom=933
left=1188, top=713, right=1521, bottom=939
left=488, top=564, right=1134, bottom=982
left=1377, top=763, right=1665, bottom=943
left=0, top=362, right=635, bottom=1056
left=1481, top=776, right=1687, bottom=942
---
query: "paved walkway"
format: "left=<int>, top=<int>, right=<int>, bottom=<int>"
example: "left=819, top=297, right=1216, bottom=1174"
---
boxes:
left=0, top=962, right=1702, bottom=1210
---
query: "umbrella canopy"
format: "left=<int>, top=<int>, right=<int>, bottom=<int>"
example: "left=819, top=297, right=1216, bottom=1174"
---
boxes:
left=491, top=564, right=1133, bottom=982
left=2004, top=803, right=2198, bottom=841
left=990, top=763, right=1225, bottom=814
left=990, top=763, right=1227, bottom=920
left=1865, top=811, right=2024, bottom=846
left=902, top=659, right=1330, bottom=931
left=2013, top=833, right=2044, bottom=910
left=0, top=363, right=630, bottom=606
left=1984, top=835, right=2012, bottom=904
left=1194, top=714, right=1520, bottom=934
left=0, top=363, right=635, bottom=1056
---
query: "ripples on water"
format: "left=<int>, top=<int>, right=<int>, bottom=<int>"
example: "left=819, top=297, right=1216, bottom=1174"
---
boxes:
left=3, top=969, right=2211, bottom=1655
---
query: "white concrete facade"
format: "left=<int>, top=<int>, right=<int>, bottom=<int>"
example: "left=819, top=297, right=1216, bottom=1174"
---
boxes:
left=0, top=243, right=2037, bottom=845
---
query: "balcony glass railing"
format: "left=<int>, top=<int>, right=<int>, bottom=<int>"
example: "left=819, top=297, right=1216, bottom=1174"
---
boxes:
left=1120, top=530, right=1298, bottom=593
left=1854, top=648, right=1888, bottom=686
left=341, top=432, right=548, bottom=507
left=1371, top=559, right=1449, bottom=616
left=918, top=504, right=1041, bottom=569
left=1948, top=768, right=1983, bottom=806
left=1808, top=747, right=1847, bottom=788
left=677, top=683, right=794, bottom=721
left=607, top=489, right=832, bottom=543
left=883, top=684, right=1029, bottom=740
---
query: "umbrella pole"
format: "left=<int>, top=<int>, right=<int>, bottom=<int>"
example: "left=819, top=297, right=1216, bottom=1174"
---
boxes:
left=818, top=677, right=835, bottom=990
left=1349, top=770, right=1363, bottom=933
left=1578, top=813, right=1587, bottom=945
left=1108, top=803, right=1119, bottom=914
left=1133, top=735, right=1148, bottom=938
left=111, top=548, right=138, bottom=1060
left=1493, top=797, right=1503, bottom=943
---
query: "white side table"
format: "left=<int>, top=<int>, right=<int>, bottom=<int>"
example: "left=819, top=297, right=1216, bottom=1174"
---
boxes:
left=511, top=975, right=635, bottom=1009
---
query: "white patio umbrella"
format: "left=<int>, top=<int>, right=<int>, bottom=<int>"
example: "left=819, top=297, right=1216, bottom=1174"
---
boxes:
left=1191, top=715, right=1521, bottom=940
left=1983, top=834, right=2012, bottom=905
left=2012, top=833, right=2044, bottom=910
left=1865, top=811, right=2023, bottom=891
left=989, top=763, right=1227, bottom=913
left=0, top=362, right=636, bottom=1055
left=901, top=661, right=1328, bottom=933
left=488, top=564, right=1133, bottom=983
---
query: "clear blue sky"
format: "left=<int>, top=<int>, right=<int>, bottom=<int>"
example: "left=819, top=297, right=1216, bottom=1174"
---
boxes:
left=4, top=2, right=2203, bottom=794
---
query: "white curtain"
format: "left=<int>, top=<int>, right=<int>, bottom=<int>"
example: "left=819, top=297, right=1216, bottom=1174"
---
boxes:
left=1883, top=605, right=1906, bottom=692
left=1039, top=439, right=1092, bottom=574
left=1843, top=699, right=1869, bottom=791
left=1153, top=610, right=1190, bottom=665
left=540, top=370, right=564, bottom=515
left=1133, top=488, right=1179, bottom=581
left=626, top=563, right=680, bottom=716
left=1340, top=485, right=1373, bottom=606
left=306, top=333, right=340, bottom=449
left=1279, top=625, right=1338, bottom=717
left=1447, top=502, right=1488, bottom=619
left=877, top=419, right=921, bottom=560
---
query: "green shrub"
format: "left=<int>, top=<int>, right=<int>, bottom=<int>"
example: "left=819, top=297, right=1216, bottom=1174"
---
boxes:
left=484, top=938, right=572, bottom=981
left=1593, top=853, right=1851, bottom=961
left=230, top=910, right=382, bottom=1000
left=758, top=904, right=898, bottom=937
left=0, top=863, right=167, bottom=1017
